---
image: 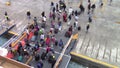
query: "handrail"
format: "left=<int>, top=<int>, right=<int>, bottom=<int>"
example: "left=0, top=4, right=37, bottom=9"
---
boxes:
left=11, top=32, right=26, bottom=47
left=54, top=35, right=73, bottom=68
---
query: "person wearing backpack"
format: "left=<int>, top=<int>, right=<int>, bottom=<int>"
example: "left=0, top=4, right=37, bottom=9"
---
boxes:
left=59, top=39, right=64, bottom=49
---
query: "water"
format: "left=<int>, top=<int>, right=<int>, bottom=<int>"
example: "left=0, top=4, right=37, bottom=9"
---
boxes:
left=67, top=61, right=86, bottom=68
left=0, top=36, right=9, bottom=46
left=0, top=34, right=13, bottom=46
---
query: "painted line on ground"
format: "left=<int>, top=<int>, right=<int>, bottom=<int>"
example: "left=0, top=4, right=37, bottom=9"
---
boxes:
left=70, top=51, right=118, bottom=68
left=8, top=31, right=19, bottom=36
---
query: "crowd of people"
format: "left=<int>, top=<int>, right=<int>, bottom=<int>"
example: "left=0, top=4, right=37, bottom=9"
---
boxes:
left=6, top=0, right=113, bottom=68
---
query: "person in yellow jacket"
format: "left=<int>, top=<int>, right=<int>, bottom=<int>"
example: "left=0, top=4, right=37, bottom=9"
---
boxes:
left=5, top=11, right=10, bottom=21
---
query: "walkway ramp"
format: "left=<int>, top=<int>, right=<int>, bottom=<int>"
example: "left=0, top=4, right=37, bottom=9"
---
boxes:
left=0, top=20, right=15, bottom=37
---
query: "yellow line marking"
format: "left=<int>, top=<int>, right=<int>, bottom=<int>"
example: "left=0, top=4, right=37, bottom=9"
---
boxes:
left=70, top=52, right=118, bottom=68
left=8, top=31, right=19, bottom=36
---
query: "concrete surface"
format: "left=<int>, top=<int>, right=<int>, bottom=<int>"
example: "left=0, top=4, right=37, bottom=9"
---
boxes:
left=0, top=0, right=120, bottom=67
left=72, top=0, right=120, bottom=67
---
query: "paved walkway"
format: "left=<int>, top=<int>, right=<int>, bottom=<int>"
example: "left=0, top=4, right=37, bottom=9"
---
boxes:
left=0, top=0, right=120, bottom=67
left=72, top=0, right=120, bottom=67
left=0, top=0, right=75, bottom=68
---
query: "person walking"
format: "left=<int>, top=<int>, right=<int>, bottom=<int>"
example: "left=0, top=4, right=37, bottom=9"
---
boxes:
left=63, top=3, right=66, bottom=11
left=68, top=14, right=72, bottom=25
left=37, top=60, right=43, bottom=68
left=5, top=11, right=10, bottom=21
left=26, top=10, right=31, bottom=19
left=68, top=7, right=73, bottom=16
left=99, top=0, right=103, bottom=8
left=33, top=17, right=37, bottom=26
left=63, top=11, right=67, bottom=22
left=74, top=21, right=78, bottom=29
left=56, top=3, right=59, bottom=11
left=45, top=35, right=51, bottom=46
left=91, top=4, right=96, bottom=13
left=86, top=23, right=90, bottom=33
left=51, top=2, right=54, bottom=11
left=35, top=53, right=40, bottom=61
left=59, top=39, right=64, bottom=49
left=88, top=2, right=91, bottom=14
left=79, top=4, right=85, bottom=14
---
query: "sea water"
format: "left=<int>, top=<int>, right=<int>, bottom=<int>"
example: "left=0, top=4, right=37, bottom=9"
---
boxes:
left=0, top=36, right=9, bottom=46
left=67, top=61, right=86, bottom=68
left=0, top=34, right=13, bottom=46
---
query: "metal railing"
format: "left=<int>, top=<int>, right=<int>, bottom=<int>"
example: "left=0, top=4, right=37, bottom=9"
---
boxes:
left=1, top=35, right=19, bottom=48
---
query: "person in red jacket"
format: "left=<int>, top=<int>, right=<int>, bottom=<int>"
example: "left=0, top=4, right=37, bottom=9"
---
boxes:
left=63, top=11, right=67, bottom=22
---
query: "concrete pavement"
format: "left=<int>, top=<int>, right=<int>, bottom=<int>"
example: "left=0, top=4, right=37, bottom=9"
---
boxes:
left=72, top=0, right=120, bottom=67
left=0, top=0, right=120, bottom=67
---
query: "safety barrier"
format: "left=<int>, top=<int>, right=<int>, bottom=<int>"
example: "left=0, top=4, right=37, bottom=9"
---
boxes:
left=11, top=32, right=26, bottom=47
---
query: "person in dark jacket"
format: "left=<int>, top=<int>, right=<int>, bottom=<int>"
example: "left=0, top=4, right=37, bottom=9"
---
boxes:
left=75, top=10, right=78, bottom=16
left=26, top=10, right=31, bottom=19
left=35, top=53, right=40, bottom=61
left=86, top=23, right=90, bottom=33
left=79, top=4, right=85, bottom=13
left=41, top=52, right=47, bottom=60
left=59, top=39, right=64, bottom=49
left=63, top=3, right=66, bottom=11
left=68, top=26, right=73, bottom=32
left=91, top=4, right=96, bottom=13
left=56, top=3, right=58, bottom=11
left=41, top=11, right=45, bottom=17
left=51, top=59, right=56, bottom=68
left=88, top=3, right=91, bottom=14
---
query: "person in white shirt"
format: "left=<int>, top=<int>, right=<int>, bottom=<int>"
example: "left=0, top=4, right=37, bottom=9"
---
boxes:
left=40, top=33, right=45, bottom=41
left=68, top=7, right=73, bottom=15
left=74, top=21, right=78, bottom=29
